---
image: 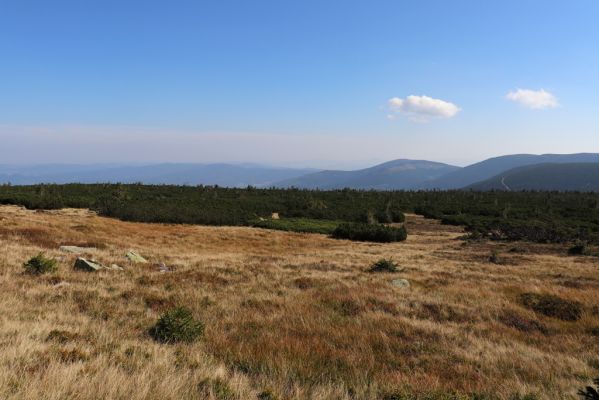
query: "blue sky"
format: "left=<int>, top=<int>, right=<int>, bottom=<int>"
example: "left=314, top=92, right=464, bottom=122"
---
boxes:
left=1, top=1, right=598, bottom=168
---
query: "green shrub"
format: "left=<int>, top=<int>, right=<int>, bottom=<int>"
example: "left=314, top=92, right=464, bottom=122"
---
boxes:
left=23, top=253, right=58, bottom=275
left=568, top=242, right=589, bottom=256
left=149, top=307, right=204, bottom=343
left=332, top=223, right=407, bottom=243
left=369, top=258, right=399, bottom=273
left=250, top=218, right=340, bottom=234
left=520, top=292, right=582, bottom=321
left=488, top=250, right=501, bottom=264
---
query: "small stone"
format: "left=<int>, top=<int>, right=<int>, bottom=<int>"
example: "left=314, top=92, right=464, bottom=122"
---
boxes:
left=109, top=264, right=124, bottom=271
left=157, top=262, right=172, bottom=273
left=60, top=245, right=96, bottom=254
left=391, top=279, right=410, bottom=289
left=125, top=251, right=148, bottom=263
left=74, top=258, right=104, bottom=272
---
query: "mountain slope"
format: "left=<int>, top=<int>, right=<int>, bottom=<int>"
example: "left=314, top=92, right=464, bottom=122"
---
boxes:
left=467, top=163, right=599, bottom=191
left=424, top=153, right=599, bottom=189
left=274, top=159, right=460, bottom=190
left=0, top=164, right=317, bottom=187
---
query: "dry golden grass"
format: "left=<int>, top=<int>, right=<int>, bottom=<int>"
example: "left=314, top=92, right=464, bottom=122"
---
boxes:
left=0, top=205, right=597, bottom=399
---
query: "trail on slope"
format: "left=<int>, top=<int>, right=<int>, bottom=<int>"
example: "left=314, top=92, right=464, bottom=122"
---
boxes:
left=501, top=176, right=511, bottom=191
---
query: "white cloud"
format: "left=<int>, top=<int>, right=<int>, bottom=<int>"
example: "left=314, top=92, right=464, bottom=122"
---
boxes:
left=506, top=88, right=558, bottom=109
left=387, top=95, right=460, bottom=122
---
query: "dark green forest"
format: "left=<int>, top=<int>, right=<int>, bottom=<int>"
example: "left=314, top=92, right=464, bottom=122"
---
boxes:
left=1, top=184, right=598, bottom=244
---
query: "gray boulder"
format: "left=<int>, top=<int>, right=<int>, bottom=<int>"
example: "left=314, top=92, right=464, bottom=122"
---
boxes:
left=60, top=245, right=96, bottom=254
left=74, top=258, right=104, bottom=272
left=391, top=279, right=410, bottom=289
left=125, top=251, right=148, bottom=263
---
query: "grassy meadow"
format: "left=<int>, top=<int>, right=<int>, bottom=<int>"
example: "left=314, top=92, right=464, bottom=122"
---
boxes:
left=0, top=205, right=597, bottom=399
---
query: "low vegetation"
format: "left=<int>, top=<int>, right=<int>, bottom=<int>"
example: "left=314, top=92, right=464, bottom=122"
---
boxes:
left=332, top=222, right=408, bottom=242
left=488, top=250, right=501, bottom=264
left=2, top=184, right=599, bottom=244
left=149, top=306, right=205, bottom=343
left=250, top=217, right=341, bottom=234
left=22, top=253, right=58, bottom=275
left=520, top=292, right=583, bottom=321
left=369, top=258, right=399, bottom=273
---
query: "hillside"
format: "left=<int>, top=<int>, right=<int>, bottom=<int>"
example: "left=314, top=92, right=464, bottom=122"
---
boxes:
left=424, top=153, right=599, bottom=189
left=274, top=159, right=460, bottom=190
left=0, top=163, right=317, bottom=188
left=468, top=162, right=599, bottom=191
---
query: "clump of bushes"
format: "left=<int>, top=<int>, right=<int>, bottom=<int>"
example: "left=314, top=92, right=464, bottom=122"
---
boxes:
left=369, top=258, right=399, bottom=273
left=149, top=307, right=204, bottom=343
left=488, top=250, right=501, bottom=264
left=568, top=242, right=589, bottom=256
left=520, top=292, right=582, bottom=321
left=23, top=253, right=58, bottom=275
left=332, top=223, right=407, bottom=243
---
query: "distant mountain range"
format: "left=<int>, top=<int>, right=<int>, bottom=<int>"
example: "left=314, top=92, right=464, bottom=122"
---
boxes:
left=2, top=153, right=599, bottom=191
left=467, top=163, right=599, bottom=191
left=0, top=163, right=317, bottom=187
left=274, top=159, right=459, bottom=190
left=420, top=153, right=599, bottom=189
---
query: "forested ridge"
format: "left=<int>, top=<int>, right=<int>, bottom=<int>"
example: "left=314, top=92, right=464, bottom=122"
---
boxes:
left=1, top=184, right=598, bottom=244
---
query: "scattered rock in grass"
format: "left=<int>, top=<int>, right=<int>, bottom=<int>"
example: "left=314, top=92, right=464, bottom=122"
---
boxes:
left=73, top=257, right=104, bottom=272
left=53, top=281, right=71, bottom=289
left=125, top=251, right=148, bottom=263
left=391, top=279, right=410, bottom=289
left=157, top=262, right=172, bottom=273
left=109, top=264, right=124, bottom=271
left=271, top=212, right=280, bottom=220
left=59, top=245, right=96, bottom=254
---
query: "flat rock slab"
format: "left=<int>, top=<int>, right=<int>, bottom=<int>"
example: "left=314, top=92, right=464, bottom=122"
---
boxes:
left=74, top=257, right=105, bottom=272
left=60, top=246, right=96, bottom=254
left=125, top=251, right=148, bottom=263
left=391, top=279, right=410, bottom=289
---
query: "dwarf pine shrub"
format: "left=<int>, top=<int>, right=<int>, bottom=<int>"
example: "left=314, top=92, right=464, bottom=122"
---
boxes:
left=489, top=250, right=501, bottom=264
left=568, top=242, right=589, bottom=256
left=23, top=253, right=58, bottom=275
left=332, top=223, right=407, bottom=243
left=149, top=306, right=204, bottom=343
left=369, top=258, right=399, bottom=273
